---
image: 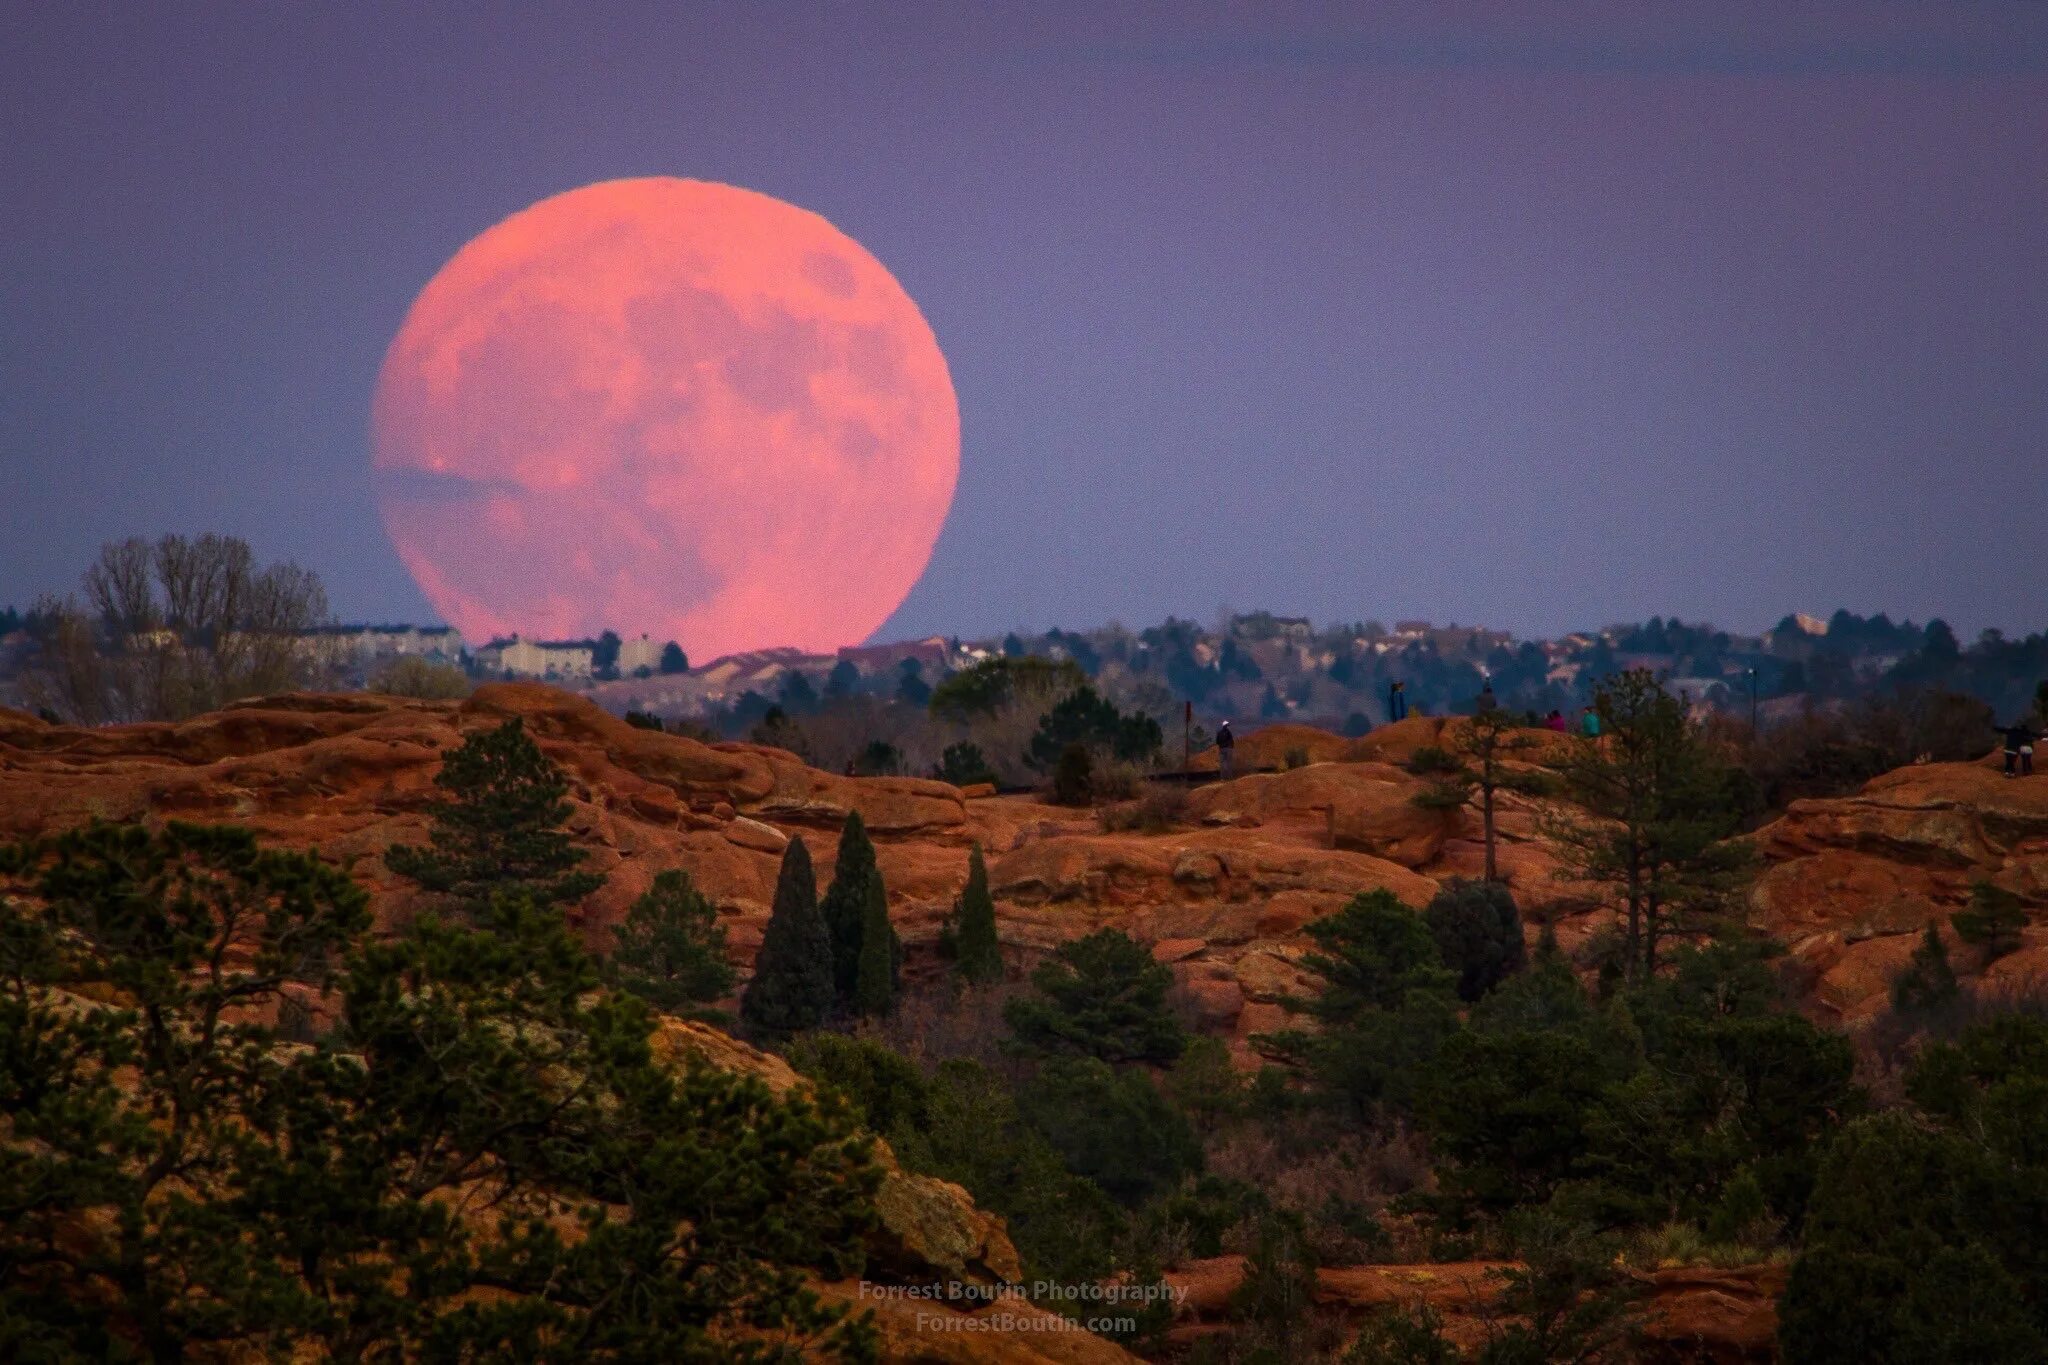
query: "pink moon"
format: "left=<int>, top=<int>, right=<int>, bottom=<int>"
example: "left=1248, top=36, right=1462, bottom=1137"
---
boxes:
left=370, top=177, right=960, bottom=661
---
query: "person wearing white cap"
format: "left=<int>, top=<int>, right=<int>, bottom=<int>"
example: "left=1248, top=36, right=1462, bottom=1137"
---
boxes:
left=1217, top=719, right=1236, bottom=779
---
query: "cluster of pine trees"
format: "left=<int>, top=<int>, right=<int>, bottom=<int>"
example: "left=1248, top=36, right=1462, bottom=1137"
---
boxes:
left=0, top=716, right=883, bottom=1360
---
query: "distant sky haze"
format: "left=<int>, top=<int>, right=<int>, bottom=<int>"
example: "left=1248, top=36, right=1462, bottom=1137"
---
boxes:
left=4, top=2, right=2044, bottom=647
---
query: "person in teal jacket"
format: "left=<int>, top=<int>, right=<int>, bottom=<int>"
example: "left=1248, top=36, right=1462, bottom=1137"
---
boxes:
left=1581, top=706, right=1602, bottom=738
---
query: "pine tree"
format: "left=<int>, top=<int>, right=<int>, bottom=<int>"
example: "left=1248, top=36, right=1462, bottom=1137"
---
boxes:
left=0, top=822, right=878, bottom=1360
left=854, top=876, right=896, bottom=1017
left=953, top=844, right=1003, bottom=984
left=1540, top=670, right=1753, bottom=979
left=607, top=869, right=736, bottom=1018
left=1951, top=878, right=2027, bottom=964
left=1891, top=923, right=1961, bottom=1017
left=1005, top=928, right=1186, bottom=1065
left=740, top=837, right=834, bottom=1036
left=384, top=717, right=602, bottom=916
left=1413, top=704, right=1556, bottom=882
left=822, top=810, right=898, bottom=1003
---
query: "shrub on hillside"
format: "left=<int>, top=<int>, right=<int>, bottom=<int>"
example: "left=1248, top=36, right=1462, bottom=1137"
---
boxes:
left=370, top=654, right=472, bottom=699
left=1051, top=741, right=1093, bottom=805
left=933, top=740, right=998, bottom=788
left=1005, top=928, right=1186, bottom=1065
left=1423, top=878, right=1526, bottom=1002
left=1098, top=785, right=1189, bottom=833
left=606, top=868, right=735, bottom=1019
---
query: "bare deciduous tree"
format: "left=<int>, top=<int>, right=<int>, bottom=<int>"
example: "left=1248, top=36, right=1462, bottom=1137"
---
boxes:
left=25, top=534, right=334, bottom=723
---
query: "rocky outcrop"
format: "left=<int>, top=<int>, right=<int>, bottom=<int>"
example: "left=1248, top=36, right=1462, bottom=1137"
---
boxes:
left=649, top=1017, right=1023, bottom=1290
left=1750, top=760, right=2048, bottom=1020
left=9, top=690, right=2045, bottom=1040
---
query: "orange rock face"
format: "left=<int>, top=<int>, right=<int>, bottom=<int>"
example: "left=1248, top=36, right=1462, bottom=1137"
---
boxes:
left=6, top=690, right=2043, bottom=1042
left=1748, top=759, right=2048, bottom=1021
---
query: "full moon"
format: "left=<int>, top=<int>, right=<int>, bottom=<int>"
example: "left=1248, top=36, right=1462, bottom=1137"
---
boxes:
left=371, top=178, right=959, bottom=662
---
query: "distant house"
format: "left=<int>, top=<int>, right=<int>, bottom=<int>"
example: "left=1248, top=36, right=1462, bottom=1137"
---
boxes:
left=614, top=634, right=664, bottom=676
left=302, top=624, right=466, bottom=666
left=473, top=635, right=594, bottom=679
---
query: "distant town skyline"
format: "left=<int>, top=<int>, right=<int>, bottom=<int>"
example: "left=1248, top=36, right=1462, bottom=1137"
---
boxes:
left=4, top=3, right=2045, bottom=643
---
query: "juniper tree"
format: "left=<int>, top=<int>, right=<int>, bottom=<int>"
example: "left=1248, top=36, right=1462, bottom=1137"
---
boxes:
left=384, top=716, right=602, bottom=917
left=740, top=837, right=834, bottom=1036
left=1424, top=877, right=1527, bottom=1001
left=1004, top=927, right=1185, bottom=1065
left=952, top=844, right=1003, bottom=984
left=820, top=811, right=897, bottom=1007
left=607, top=868, right=736, bottom=1018
left=1950, top=878, right=2027, bottom=964
left=854, top=875, right=896, bottom=1018
left=1890, top=923, right=1961, bottom=1018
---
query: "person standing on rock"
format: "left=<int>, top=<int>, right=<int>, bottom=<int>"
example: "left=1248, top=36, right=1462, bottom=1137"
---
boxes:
left=1389, top=680, right=1408, bottom=723
left=1546, top=709, right=1568, bottom=732
left=1581, top=706, right=1602, bottom=739
left=1476, top=681, right=1499, bottom=715
left=1216, top=720, right=1236, bottom=779
left=1995, top=720, right=2039, bottom=777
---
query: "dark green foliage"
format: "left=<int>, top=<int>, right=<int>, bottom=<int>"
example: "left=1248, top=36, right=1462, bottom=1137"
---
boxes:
left=1891, top=923, right=1961, bottom=1017
left=927, top=655, right=1085, bottom=721
left=820, top=811, right=897, bottom=1006
left=1231, top=1212, right=1319, bottom=1360
left=1051, top=741, right=1093, bottom=805
left=825, top=659, right=861, bottom=699
left=1951, top=878, right=2028, bottom=963
left=894, top=658, right=932, bottom=707
left=1406, top=745, right=1459, bottom=775
left=785, top=1033, right=931, bottom=1141
left=1542, top=670, right=1756, bottom=979
left=951, top=843, right=1002, bottom=984
left=1415, top=941, right=1856, bottom=1231
left=1419, top=1018, right=1632, bottom=1214
left=1781, top=1059, right=2048, bottom=1365
left=592, top=628, right=622, bottom=678
left=384, top=716, right=603, bottom=916
left=1018, top=1058, right=1202, bottom=1206
left=1343, top=1306, right=1459, bottom=1364
left=1027, top=685, right=1163, bottom=770
left=933, top=740, right=997, bottom=788
left=1005, top=927, right=1187, bottom=1065
left=1266, top=890, right=1459, bottom=1113
left=606, top=868, right=735, bottom=1017
left=853, top=875, right=897, bottom=1017
left=892, top=1059, right=1124, bottom=1288
left=851, top=739, right=902, bottom=776
left=1474, top=1213, right=1640, bottom=1365
left=740, top=837, right=834, bottom=1036
left=623, top=708, right=665, bottom=731
left=1424, top=878, right=1526, bottom=1001
left=0, top=823, right=880, bottom=1361
left=1166, top=1034, right=1246, bottom=1126
left=658, top=640, right=688, bottom=674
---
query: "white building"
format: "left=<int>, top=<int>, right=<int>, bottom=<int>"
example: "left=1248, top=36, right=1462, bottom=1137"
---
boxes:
left=474, top=635, right=594, bottom=679
left=303, top=624, right=466, bottom=666
left=615, top=634, right=666, bottom=676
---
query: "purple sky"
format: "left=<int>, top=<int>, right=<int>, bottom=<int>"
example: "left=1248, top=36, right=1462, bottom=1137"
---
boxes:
left=4, top=2, right=2045, bottom=645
